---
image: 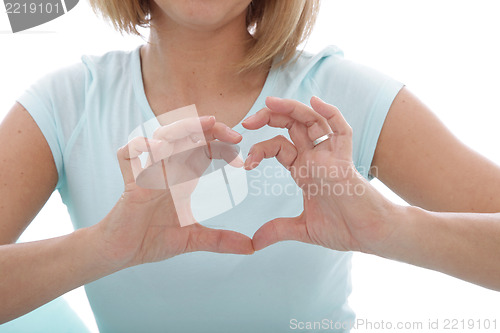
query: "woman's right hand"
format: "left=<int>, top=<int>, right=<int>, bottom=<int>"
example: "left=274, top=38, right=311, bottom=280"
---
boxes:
left=95, top=116, right=254, bottom=269
left=243, top=97, right=398, bottom=255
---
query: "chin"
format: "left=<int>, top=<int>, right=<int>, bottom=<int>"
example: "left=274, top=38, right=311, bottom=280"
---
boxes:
left=152, top=0, right=251, bottom=30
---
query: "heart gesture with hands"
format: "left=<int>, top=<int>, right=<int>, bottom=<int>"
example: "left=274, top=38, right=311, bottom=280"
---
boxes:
left=103, top=97, right=398, bottom=271
left=243, top=97, right=397, bottom=255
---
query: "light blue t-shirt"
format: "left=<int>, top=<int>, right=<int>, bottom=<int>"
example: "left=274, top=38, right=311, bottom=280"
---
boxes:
left=0, top=297, right=90, bottom=333
left=15, top=45, right=403, bottom=333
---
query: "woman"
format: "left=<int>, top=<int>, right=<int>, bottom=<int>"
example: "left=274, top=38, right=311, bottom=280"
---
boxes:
left=1, top=0, right=499, bottom=332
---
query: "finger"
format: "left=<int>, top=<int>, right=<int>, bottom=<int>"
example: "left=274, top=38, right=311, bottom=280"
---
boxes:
left=242, top=109, right=294, bottom=130
left=185, top=225, right=255, bottom=255
left=242, top=108, right=311, bottom=151
left=265, top=97, right=333, bottom=142
left=153, top=116, right=216, bottom=142
left=209, top=142, right=244, bottom=168
left=117, top=137, right=162, bottom=185
left=244, top=135, right=297, bottom=170
left=310, top=97, right=353, bottom=157
left=252, top=216, right=311, bottom=251
left=164, top=123, right=241, bottom=164
left=148, top=139, right=175, bottom=165
left=204, top=122, right=242, bottom=144
left=310, top=97, right=353, bottom=137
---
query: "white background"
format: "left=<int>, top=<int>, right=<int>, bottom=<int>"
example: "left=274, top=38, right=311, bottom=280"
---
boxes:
left=1, top=1, right=500, bottom=332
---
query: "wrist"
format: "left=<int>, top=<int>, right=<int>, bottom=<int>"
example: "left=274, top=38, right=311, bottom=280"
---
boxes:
left=69, top=225, right=125, bottom=284
left=369, top=204, right=425, bottom=259
left=85, top=219, right=134, bottom=272
left=355, top=198, right=402, bottom=255
left=328, top=170, right=403, bottom=255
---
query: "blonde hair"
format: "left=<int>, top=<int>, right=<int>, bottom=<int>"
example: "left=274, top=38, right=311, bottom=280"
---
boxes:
left=89, top=0, right=321, bottom=71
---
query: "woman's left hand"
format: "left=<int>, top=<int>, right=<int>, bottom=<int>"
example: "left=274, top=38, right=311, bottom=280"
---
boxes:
left=243, top=97, right=400, bottom=254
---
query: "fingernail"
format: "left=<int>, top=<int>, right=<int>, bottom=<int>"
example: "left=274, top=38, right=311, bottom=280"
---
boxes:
left=267, top=96, right=282, bottom=102
left=148, top=139, right=162, bottom=144
left=243, top=114, right=257, bottom=123
left=244, top=154, right=253, bottom=169
left=246, top=147, right=254, bottom=157
left=226, top=127, right=241, bottom=138
left=200, top=115, right=215, bottom=122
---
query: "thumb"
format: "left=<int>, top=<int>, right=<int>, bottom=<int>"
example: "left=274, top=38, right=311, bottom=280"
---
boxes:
left=184, top=225, right=255, bottom=255
left=252, top=215, right=311, bottom=251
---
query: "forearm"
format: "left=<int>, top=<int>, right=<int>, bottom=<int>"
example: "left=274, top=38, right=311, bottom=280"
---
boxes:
left=378, top=206, right=500, bottom=291
left=0, top=224, right=120, bottom=324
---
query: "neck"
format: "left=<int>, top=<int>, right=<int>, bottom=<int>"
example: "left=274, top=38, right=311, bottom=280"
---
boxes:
left=141, top=9, right=264, bottom=108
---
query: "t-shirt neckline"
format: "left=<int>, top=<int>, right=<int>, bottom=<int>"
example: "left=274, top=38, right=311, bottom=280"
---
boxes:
left=130, top=45, right=279, bottom=133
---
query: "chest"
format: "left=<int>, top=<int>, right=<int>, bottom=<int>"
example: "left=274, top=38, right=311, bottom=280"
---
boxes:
left=145, top=85, right=264, bottom=129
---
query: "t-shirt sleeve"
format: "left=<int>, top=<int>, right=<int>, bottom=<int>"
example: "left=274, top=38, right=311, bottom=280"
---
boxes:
left=309, top=49, right=404, bottom=180
left=16, top=63, right=87, bottom=189
left=352, top=69, right=404, bottom=180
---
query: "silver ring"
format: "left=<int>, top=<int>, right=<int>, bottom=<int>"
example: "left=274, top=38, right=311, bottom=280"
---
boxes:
left=312, top=132, right=333, bottom=147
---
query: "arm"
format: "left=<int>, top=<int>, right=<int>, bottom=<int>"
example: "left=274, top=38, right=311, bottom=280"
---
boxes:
left=0, top=103, right=58, bottom=244
left=383, top=205, right=500, bottom=291
left=372, top=87, right=500, bottom=213
left=0, top=222, right=119, bottom=323
left=0, top=104, right=253, bottom=323
left=369, top=88, right=500, bottom=288
left=0, top=103, right=115, bottom=322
